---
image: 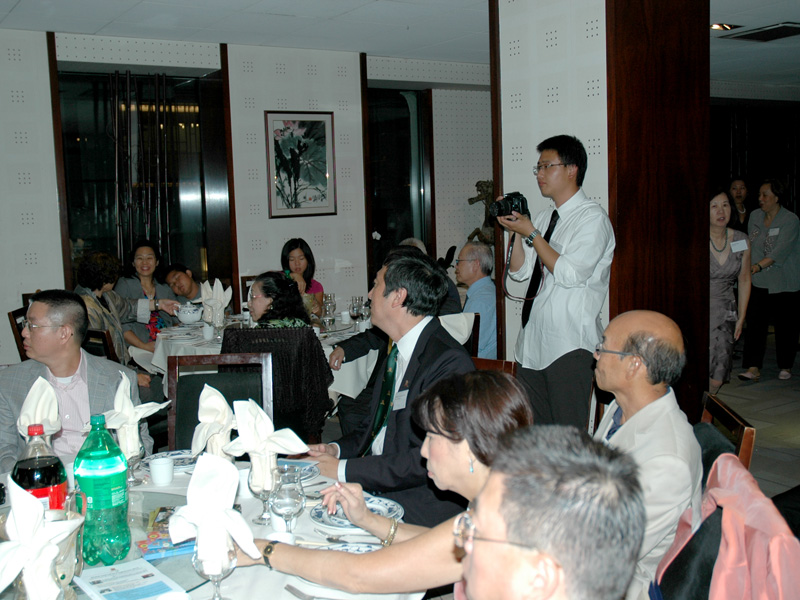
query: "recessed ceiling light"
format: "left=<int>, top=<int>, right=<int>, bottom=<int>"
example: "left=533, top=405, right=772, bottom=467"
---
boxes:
left=711, top=23, right=741, bottom=31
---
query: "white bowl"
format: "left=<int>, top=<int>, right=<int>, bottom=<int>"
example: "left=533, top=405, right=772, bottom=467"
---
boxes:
left=177, top=305, right=202, bottom=324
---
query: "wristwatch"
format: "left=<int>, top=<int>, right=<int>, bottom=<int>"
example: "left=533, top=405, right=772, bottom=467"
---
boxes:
left=524, top=229, right=541, bottom=247
left=262, top=541, right=280, bottom=569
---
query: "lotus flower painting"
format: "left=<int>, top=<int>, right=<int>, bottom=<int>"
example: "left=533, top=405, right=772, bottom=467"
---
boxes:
left=266, top=112, right=336, bottom=218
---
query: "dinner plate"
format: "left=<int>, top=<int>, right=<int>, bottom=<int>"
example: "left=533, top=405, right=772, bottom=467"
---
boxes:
left=310, top=495, right=404, bottom=530
left=142, top=450, right=196, bottom=473
left=325, top=542, right=379, bottom=554
left=160, top=333, right=197, bottom=340
left=277, top=460, right=320, bottom=482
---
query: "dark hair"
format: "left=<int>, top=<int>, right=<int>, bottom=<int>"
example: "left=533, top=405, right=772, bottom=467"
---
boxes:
left=280, top=238, right=316, bottom=288
left=252, top=271, right=311, bottom=325
left=413, top=371, right=533, bottom=465
left=124, top=239, right=165, bottom=281
left=29, top=289, right=89, bottom=342
left=537, top=135, right=588, bottom=186
left=762, top=178, right=786, bottom=202
left=165, top=263, right=191, bottom=277
left=493, top=425, right=645, bottom=600
left=622, top=332, right=686, bottom=386
left=381, top=253, right=448, bottom=317
left=710, top=187, right=733, bottom=204
left=77, top=252, right=121, bottom=291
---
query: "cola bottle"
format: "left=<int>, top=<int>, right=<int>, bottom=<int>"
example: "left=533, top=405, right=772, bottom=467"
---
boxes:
left=11, top=423, right=68, bottom=510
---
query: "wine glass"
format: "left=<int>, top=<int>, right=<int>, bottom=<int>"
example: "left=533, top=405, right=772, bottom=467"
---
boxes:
left=248, top=469, right=271, bottom=525
left=268, top=465, right=306, bottom=533
left=348, top=296, right=364, bottom=332
left=358, top=302, right=371, bottom=328
left=126, top=444, right=145, bottom=487
left=191, top=534, right=237, bottom=600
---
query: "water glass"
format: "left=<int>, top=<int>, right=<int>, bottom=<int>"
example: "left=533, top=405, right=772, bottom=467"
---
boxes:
left=268, top=465, right=305, bottom=533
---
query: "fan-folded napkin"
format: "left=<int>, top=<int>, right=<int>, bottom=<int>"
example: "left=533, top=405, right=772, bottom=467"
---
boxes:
left=201, top=280, right=232, bottom=326
left=0, top=476, right=84, bottom=600
left=101, top=372, right=170, bottom=459
left=169, top=454, right=260, bottom=573
left=190, top=385, right=234, bottom=459
left=16, top=377, right=61, bottom=438
left=223, top=400, right=308, bottom=493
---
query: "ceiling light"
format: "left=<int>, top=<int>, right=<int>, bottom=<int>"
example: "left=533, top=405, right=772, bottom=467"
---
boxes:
left=710, top=23, right=740, bottom=31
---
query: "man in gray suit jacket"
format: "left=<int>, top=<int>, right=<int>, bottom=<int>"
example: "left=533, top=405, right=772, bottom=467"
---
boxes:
left=0, top=289, right=152, bottom=472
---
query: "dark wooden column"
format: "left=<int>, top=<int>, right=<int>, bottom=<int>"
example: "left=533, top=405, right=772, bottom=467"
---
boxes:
left=606, top=0, right=710, bottom=422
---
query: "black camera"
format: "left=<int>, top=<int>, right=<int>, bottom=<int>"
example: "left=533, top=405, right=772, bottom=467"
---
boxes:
left=489, top=191, right=529, bottom=217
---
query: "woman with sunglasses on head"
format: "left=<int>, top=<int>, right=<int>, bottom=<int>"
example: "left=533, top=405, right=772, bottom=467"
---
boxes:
left=247, top=271, right=310, bottom=328
left=237, top=370, right=533, bottom=594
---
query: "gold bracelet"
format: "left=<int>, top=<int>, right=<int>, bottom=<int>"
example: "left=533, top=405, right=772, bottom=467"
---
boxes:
left=382, top=518, right=399, bottom=547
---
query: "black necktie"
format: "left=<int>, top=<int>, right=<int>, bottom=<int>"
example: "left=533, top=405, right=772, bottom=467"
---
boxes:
left=521, top=210, right=560, bottom=327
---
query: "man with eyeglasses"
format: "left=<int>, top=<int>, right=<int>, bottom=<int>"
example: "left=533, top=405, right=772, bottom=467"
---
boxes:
left=454, top=241, right=496, bottom=359
left=592, top=310, right=701, bottom=599
left=0, top=289, right=154, bottom=471
left=458, top=425, right=645, bottom=600
left=496, top=134, right=615, bottom=431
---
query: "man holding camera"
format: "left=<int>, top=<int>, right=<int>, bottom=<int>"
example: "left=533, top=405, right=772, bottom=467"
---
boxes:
left=497, top=134, right=615, bottom=429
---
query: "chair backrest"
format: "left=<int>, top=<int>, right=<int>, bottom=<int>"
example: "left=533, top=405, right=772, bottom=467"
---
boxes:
left=221, top=327, right=333, bottom=443
left=82, top=328, right=120, bottom=364
left=700, top=392, right=755, bottom=470
left=471, top=357, right=517, bottom=377
left=166, top=352, right=273, bottom=451
left=7, top=306, right=28, bottom=362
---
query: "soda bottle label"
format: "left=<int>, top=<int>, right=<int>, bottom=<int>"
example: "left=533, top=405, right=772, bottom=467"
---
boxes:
left=25, top=481, right=68, bottom=510
left=78, top=471, right=128, bottom=510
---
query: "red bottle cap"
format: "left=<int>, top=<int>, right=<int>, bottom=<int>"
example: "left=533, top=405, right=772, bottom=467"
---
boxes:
left=27, top=424, right=45, bottom=436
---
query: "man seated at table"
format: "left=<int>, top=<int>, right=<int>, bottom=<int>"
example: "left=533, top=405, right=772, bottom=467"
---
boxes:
left=0, top=289, right=153, bottom=472
left=593, top=310, right=702, bottom=599
left=309, top=252, right=475, bottom=526
left=460, top=425, right=646, bottom=600
left=455, top=241, right=497, bottom=359
left=165, top=263, right=202, bottom=303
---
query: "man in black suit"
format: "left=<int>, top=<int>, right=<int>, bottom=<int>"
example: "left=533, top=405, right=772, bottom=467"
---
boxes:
left=309, top=252, right=475, bottom=526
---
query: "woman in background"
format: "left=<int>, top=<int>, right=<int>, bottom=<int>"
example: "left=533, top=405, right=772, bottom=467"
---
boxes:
left=728, top=177, right=750, bottom=233
left=740, top=179, right=800, bottom=381
left=238, top=371, right=534, bottom=594
left=248, top=270, right=310, bottom=328
left=281, top=238, right=323, bottom=317
left=114, top=240, right=176, bottom=352
left=709, top=190, right=750, bottom=393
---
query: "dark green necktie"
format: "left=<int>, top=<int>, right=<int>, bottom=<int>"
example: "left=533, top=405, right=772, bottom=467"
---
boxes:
left=361, top=344, right=399, bottom=457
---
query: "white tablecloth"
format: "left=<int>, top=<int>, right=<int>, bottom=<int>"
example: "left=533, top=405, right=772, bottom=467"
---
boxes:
left=131, top=465, right=421, bottom=600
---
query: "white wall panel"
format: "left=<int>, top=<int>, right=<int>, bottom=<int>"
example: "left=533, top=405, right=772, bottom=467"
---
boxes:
left=499, top=0, right=610, bottom=360
left=0, top=29, right=63, bottom=364
left=432, top=89, right=492, bottom=290
left=227, top=45, right=370, bottom=302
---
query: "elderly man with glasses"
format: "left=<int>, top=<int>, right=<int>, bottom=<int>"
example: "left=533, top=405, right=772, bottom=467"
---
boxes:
left=0, top=289, right=155, bottom=471
left=496, top=134, right=615, bottom=431
left=458, top=425, right=646, bottom=600
left=592, top=310, right=702, bottom=599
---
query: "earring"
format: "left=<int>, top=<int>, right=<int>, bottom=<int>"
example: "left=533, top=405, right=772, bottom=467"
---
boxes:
left=469, top=457, right=474, bottom=474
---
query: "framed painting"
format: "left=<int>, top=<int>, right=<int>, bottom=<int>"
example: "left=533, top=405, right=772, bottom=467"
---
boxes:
left=265, top=111, right=336, bottom=218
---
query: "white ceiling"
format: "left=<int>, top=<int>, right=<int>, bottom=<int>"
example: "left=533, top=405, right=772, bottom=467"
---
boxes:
left=1, top=0, right=798, bottom=87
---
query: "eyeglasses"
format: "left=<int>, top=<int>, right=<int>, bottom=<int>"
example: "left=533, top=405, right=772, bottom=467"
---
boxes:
left=532, top=163, right=569, bottom=176
left=594, top=342, right=636, bottom=358
left=454, top=259, right=477, bottom=265
left=22, top=319, right=61, bottom=331
left=248, top=290, right=265, bottom=302
left=453, top=510, right=534, bottom=552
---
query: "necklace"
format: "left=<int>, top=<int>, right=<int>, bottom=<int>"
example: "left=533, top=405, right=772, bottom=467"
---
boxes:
left=737, top=204, right=746, bottom=214
left=710, top=232, right=728, bottom=253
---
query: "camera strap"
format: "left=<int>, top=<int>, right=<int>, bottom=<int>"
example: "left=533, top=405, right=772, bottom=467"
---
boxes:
left=501, top=232, right=541, bottom=302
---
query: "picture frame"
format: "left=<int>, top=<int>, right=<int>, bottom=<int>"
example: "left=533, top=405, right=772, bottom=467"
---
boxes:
left=265, top=111, right=337, bottom=218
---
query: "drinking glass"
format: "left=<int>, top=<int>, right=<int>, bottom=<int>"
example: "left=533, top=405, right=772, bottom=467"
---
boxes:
left=126, top=444, right=145, bottom=487
left=248, top=469, right=271, bottom=525
left=348, top=297, right=364, bottom=332
left=191, top=534, right=237, bottom=600
left=268, top=465, right=306, bottom=533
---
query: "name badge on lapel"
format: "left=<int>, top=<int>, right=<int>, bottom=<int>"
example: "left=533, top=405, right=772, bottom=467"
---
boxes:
left=393, top=390, right=409, bottom=411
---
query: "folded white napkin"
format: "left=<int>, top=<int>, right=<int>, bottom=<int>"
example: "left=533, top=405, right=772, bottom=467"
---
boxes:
left=201, top=280, right=232, bottom=327
left=190, top=385, right=235, bottom=459
left=169, top=454, right=260, bottom=573
left=16, top=377, right=61, bottom=438
left=223, top=400, right=309, bottom=494
left=101, top=372, right=170, bottom=459
left=0, top=476, right=84, bottom=600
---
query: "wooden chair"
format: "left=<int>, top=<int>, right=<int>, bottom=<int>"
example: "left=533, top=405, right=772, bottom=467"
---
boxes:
left=7, top=306, right=28, bottom=361
left=166, top=353, right=273, bottom=451
left=472, top=357, right=517, bottom=377
left=699, top=392, right=755, bottom=470
left=82, top=328, right=119, bottom=364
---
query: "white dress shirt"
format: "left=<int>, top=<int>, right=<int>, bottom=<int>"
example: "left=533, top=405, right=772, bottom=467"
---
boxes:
left=336, top=316, right=433, bottom=482
left=510, top=188, right=615, bottom=370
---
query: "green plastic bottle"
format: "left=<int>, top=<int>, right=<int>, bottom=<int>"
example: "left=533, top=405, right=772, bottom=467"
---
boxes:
left=74, top=414, right=131, bottom=565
